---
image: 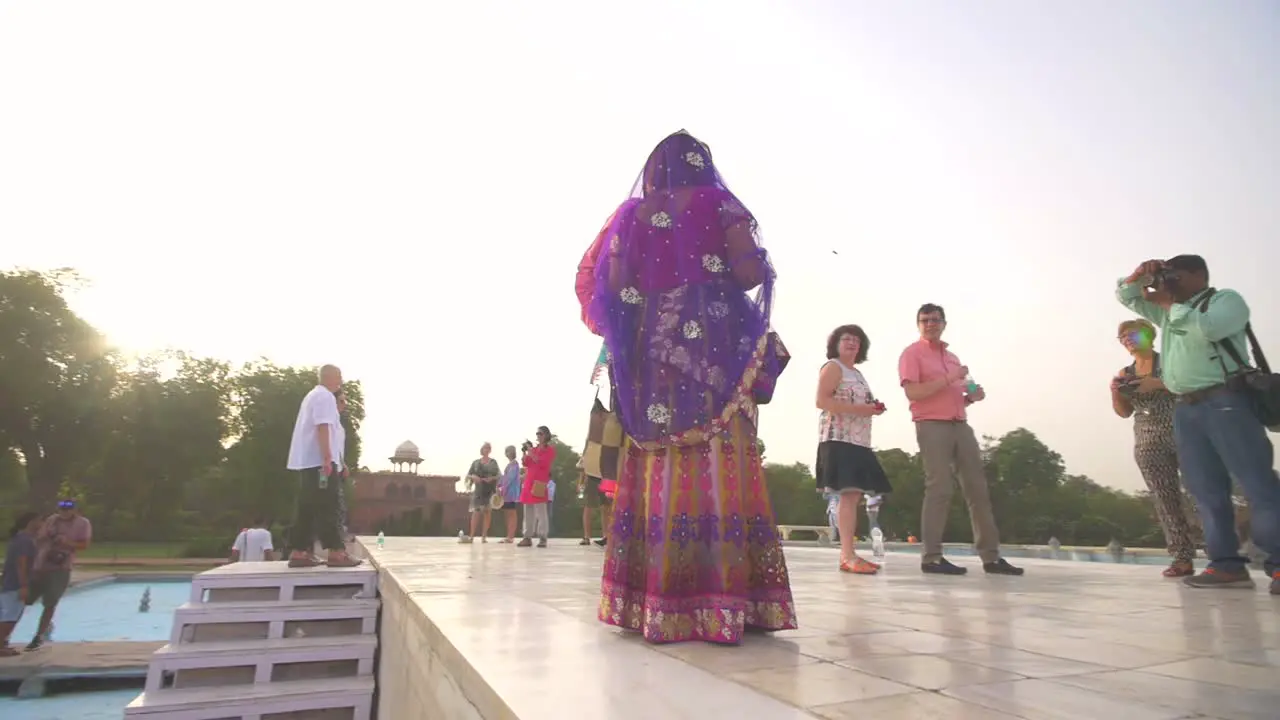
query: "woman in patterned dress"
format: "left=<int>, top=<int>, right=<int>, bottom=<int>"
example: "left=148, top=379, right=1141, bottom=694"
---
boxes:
left=815, top=325, right=892, bottom=574
left=576, top=130, right=795, bottom=644
left=463, top=443, right=500, bottom=543
left=1110, top=318, right=1197, bottom=577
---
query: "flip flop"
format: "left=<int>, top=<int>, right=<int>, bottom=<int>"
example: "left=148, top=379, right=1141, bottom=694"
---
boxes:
left=325, top=554, right=363, bottom=568
left=287, top=555, right=321, bottom=568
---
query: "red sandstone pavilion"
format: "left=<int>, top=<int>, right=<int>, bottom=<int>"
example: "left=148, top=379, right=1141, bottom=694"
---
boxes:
left=346, top=441, right=470, bottom=536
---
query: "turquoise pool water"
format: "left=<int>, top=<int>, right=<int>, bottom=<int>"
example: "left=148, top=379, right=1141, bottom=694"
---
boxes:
left=0, top=688, right=140, bottom=720
left=12, top=579, right=191, bottom=643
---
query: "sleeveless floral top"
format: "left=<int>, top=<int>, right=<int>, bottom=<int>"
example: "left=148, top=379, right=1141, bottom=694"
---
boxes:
left=818, top=360, right=874, bottom=448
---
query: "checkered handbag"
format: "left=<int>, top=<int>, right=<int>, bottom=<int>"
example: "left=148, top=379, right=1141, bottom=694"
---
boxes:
left=582, top=397, right=623, bottom=492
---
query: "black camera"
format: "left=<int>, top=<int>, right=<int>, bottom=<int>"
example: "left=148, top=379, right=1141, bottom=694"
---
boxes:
left=521, top=440, right=533, bottom=453
left=1147, top=267, right=1181, bottom=290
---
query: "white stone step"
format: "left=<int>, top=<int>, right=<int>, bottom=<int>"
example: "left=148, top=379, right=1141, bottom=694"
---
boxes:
left=172, top=598, right=379, bottom=644
left=144, top=635, right=377, bottom=693
left=125, top=676, right=373, bottom=720
left=191, top=561, right=376, bottom=603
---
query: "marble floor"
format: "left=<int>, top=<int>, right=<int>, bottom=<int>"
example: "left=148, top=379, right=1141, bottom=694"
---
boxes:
left=366, top=537, right=1278, bottom=720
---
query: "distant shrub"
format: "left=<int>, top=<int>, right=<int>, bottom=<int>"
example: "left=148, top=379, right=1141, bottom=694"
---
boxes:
left=182, top=536, right=231, bottom=558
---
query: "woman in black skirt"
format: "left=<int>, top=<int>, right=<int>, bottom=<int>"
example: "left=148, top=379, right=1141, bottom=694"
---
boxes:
left=815, top=325, right=892, bottom=574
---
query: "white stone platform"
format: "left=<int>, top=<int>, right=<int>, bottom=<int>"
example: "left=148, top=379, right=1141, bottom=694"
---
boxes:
left=365, top=537, right=1278, bottom=720
left=128, top=560, right=378, bottom=720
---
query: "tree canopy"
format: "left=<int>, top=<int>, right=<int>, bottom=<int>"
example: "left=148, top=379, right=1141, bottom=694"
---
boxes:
left=0, top=269, right=365, bottom=545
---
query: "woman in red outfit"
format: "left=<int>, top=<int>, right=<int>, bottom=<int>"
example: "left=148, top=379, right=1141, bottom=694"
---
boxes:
left=518, top=426, right=557, bottom=547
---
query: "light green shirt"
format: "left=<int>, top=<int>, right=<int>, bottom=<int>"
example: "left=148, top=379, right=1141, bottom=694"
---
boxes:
left=1115, top=280, right=1252, bottom=395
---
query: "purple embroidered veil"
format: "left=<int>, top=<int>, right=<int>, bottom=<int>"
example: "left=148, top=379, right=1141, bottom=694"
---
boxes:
left=584, top=131, right=781, bottom=448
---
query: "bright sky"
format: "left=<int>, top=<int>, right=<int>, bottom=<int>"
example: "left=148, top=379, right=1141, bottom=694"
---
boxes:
left=3, top=1, right=1277, bottom=491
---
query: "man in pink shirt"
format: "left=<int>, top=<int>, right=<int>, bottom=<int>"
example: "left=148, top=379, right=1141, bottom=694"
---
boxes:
left=898, top=304, right=1023, bottom=576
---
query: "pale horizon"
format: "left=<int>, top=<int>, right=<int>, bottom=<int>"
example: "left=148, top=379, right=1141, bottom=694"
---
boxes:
left=3, top=1, right=1277, bottom=492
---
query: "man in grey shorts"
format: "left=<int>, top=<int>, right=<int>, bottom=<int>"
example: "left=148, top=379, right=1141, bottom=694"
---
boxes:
left=26, top=499, right=92, bottom=651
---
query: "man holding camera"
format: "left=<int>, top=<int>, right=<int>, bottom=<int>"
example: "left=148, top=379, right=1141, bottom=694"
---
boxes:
left=1117, top=255, right=1279, bottom=594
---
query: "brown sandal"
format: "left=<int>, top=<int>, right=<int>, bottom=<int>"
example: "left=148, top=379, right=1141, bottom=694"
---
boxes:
left=840, top=557, right=879, bottom=575
left=325, top=553, right=363, bottom=568
left=1163, top=560, right=1194, bottom=578
left=288, top=554, right=320, bottom=568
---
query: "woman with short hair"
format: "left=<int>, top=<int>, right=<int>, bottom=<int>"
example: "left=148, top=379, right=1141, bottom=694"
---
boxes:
left=498, top=445, right=522, bottom=543
left=462, top=442, right=500, bottom=543
left=815, top=324, right=892, bottom=575
left=1110, top=318, right=1197, bottom=577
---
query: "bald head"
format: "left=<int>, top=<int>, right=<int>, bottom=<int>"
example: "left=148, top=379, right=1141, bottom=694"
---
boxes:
left=318, top=364, right=343, bottom=391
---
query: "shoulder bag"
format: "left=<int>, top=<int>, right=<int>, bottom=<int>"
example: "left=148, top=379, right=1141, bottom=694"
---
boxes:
left=1197, top=289, right=1280, bottom=431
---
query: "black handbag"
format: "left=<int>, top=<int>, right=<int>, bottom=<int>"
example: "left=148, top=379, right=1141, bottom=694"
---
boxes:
left=1198, top=290, right=1280, bottom=431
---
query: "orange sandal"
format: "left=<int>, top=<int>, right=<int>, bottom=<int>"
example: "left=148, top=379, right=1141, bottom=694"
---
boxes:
left=840, top=557, right=879, bottom=575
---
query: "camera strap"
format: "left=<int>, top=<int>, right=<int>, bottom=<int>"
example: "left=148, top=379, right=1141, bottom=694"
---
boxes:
left=1196, top=288, right=1271, bottom=377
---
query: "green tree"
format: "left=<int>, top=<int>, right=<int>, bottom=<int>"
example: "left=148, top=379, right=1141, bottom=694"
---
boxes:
left=984, top=428, right=1066, bottom=542
left=764, top=461, right=823, bottom=526
left=0, top=448, right=28, bottom=531
left=220, top=361, right=365, bottom=530
left=548, top=438, right=583, bottom=538
left=874, top=448, right=924, bottom=540
left=86, top=353, right=233, bottom=540
left=0, top=269, right=118, bottom=507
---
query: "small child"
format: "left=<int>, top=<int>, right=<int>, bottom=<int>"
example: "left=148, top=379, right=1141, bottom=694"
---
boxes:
left=1, top=512, right=41, bottom=656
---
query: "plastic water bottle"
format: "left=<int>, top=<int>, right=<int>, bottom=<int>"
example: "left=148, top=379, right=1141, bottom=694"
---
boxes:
left=376, top=531, right=385, bottom=549
left=871, top=527, right=886, bottom=565
left=964, top=374, right=979, bottom=394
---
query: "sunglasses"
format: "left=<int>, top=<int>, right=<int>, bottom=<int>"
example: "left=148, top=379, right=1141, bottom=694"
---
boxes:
left=57, top=501, right=75, bottom=509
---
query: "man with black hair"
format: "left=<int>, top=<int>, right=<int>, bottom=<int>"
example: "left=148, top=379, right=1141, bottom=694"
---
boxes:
left=1118, top=255, right=1279, bottom=594
left=230, top=518, right=275, bottom=562
left=898, top=304, right=1023, bottom=576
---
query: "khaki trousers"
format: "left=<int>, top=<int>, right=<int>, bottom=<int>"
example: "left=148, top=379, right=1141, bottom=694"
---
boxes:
left=915, top=421, right=1001, bottom=563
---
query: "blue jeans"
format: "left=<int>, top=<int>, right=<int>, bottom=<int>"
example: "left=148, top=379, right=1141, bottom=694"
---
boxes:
left=1173, top=388, right=1280, bottom=574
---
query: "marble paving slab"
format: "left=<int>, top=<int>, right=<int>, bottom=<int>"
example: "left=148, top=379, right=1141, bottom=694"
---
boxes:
left=364, top=537, right=1278, bottom=720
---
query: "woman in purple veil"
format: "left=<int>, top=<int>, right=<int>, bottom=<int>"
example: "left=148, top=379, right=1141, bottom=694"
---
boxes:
left=576, top=130, right=796, bottom=644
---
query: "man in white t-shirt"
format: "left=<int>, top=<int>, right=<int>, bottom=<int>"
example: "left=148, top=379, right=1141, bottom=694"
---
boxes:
left=285, top=364, right=361, bottom=569
left=230, top=520, right=275, bottom=562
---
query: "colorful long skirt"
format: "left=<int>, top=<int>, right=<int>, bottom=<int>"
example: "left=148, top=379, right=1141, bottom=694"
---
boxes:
left=598, top=413, right=798, bottom=644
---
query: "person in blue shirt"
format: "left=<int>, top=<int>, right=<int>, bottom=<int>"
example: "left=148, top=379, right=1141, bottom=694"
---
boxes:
left=1117, top=255, right=1280, bottom=594
left=1, top=512, right=41, bottom=656
left=498, top=446, right=523, bottom=543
